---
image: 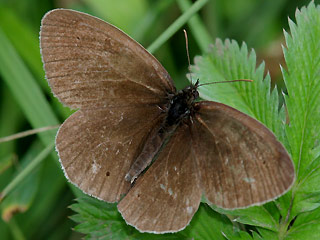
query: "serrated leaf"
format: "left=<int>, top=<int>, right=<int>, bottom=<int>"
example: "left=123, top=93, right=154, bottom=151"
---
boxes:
left=256, top=227, right=279, bottom=240
left=223, top=230, right=253, bottom=240
left=252, top=231, right=263, bottom=240
left=71, top=197, right=236, bottom=240
left=70, top=197, right=187, bottom=240
left=282, top=2, right=320, bottom=219
left=275, top=190, right=293, bottom=220
left=285, top=206, right=320, bottom=239
left=191, top=38, right=286, bottom=141
left=181, top=204, right=233, bottom=240
left=211, top=205, right=278, bottom=231
left=283, top=2, right=320, bottom=180
left=291, top=156, right=320, bottom=213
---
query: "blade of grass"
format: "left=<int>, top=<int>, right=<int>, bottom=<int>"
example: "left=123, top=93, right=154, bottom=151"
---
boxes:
left=0, top=87, right=23, bottom=158
left=1, top=141, right=44, bottom=224
left=0, top=28, right=59, bottom=144
left=0, top=7, right=47, bottom=91
left=176, top=0, right=213, bottom=53
left=0, top=142, right=54, bottom=201
left=131, top=0, right=174, bottom=41
left=147, top=0, right=208, bottom=53
left=19, top=148, right=71, bottom=239
left=0, top=14, right=94, bottom=204
left=8, top=218, right=25, bottom=240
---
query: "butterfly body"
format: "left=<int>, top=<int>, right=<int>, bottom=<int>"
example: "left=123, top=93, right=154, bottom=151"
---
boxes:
left=125, top=82, right=199, bottom=183
left=40, top=9, right=295, bottom=234
left=167, top=82, right=199, bottom=125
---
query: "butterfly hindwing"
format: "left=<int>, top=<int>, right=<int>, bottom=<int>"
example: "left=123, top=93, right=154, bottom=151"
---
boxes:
left=118, top=124, right=202, bottom=233
left=56, top=106, right=165, bottom=202
left=192, top=101, right=295, bottom=209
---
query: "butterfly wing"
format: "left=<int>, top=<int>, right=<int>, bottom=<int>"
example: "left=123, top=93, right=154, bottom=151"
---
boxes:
left=40, top=9, right=175, bottom=202
left=56, top=106, right=165, bottom=202
left=40, top=9, right=175, bottom=109
left=118, top=124, right=202, bottom=233
left=192, top=101, right=295, bottom=209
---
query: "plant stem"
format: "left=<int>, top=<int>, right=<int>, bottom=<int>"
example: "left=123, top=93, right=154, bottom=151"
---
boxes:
left=278, top=184, right=297, bottom=239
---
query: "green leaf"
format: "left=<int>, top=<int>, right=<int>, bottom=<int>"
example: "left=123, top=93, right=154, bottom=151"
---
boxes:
left=0, top=142, right=54, bottom=200
left=131, top=0, right=174, bottom=42
left=0, top=7, right=46, bottom=89
left=0, top=155, right=14, bottom=175
left=0, top=87, right=23, bottom=160
left=223, top=230, right=253, bottom=240
left=19, top=154, right=69, bottom=239
left=211, top=204, right=278, bottom=232
left=71, top=197, right=236, bottom=240
left=70, top=197, right=186, bottom=239
left=1, top=142, right=43, bottom=222
left=275, top=190, right=293, bottom=222
left=181, top=204, right=234, bottom=240
left=283, top=2, right=320, bottom=180
left=256, top=227, right=279, bottom=240
left=252, top=231, right=263, bottom=240
left=281, top=2, right=320, bottom=219
left=0, top=28, right=58, bottom=143
left=291, top=156, right=320, bottom=213
left=286, top=206, right=320, bottom=239
left=82, top=0, right=148, bottom=35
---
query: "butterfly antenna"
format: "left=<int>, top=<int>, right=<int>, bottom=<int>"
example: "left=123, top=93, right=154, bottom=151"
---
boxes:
left=198, top=79, right=253, bottom=87
left=183, top=29, right=193, bottom=84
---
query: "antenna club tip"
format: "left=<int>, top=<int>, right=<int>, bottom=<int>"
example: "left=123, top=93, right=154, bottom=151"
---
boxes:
left=240, top=79, right=254, bottom=82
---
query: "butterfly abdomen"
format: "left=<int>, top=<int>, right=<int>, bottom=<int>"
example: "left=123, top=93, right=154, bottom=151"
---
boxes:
left=125, top=123, right=177, bottom=183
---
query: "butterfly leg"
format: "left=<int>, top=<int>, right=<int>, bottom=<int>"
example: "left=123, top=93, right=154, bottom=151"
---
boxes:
left=157, top=104, right=167, bottom=113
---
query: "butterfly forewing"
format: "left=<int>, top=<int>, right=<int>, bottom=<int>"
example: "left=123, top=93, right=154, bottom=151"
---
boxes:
left=40, top=9, right=175, bottom=110
left=118, top=124, right=202, bottom=233
left=192, top=101, right=295, bottom=209
left=40, top=9, right=176, bottom=203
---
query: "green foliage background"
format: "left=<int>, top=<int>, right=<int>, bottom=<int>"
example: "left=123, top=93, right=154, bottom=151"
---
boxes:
left=0, top=0, right=319, bottom=239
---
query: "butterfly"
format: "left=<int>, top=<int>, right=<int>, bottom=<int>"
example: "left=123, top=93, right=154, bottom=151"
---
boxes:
left=40, top=9, right=295, bottom=233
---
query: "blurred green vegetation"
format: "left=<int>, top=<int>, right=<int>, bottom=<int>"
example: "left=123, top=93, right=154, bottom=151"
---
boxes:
left=0, top=0, right=318, bottom=239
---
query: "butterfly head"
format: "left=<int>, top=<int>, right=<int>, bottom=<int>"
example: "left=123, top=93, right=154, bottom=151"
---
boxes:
left=182, top=79, right=200, bottom=103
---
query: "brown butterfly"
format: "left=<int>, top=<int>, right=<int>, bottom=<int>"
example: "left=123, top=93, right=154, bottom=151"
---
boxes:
left=40, top=9, right=295, bottom=233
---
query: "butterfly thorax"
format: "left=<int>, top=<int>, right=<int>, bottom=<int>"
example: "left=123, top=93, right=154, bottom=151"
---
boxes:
left=166, top=85, right=199, bottom=126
